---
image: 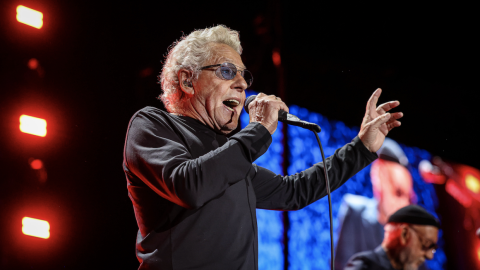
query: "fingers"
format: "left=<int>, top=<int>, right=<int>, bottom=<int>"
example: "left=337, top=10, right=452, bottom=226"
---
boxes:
left=257, top=92, right=267, bottom=98
left=366, top=88, right=382, bottom=115
left=369, top=112, right=402, bottom=132
left=255, top=99, right=266, bottom=122
left=248, top=93, right=267, bottom=114
left=371, top=112, right=392, bottom=129
left=252, top=94, right=288, bottom=113
left=386, top=112, right=403, bottom=123
left=277, top=98, right=289, bottom=113
left=387, top=121, right=401, bottom=131
left=385, top=112, right=402, bottom=130
left=376, top=101, right=400, bottom=114
left=248, top=93, right=290, bottom=134
left=367, top=90, right=402, bottom=129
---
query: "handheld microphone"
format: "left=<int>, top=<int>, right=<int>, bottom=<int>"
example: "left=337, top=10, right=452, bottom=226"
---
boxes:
left=244, top=95, right=321, bottom=133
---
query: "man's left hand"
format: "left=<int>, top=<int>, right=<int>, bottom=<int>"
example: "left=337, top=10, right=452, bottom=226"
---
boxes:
left=358, top=88, right=403, bottom=152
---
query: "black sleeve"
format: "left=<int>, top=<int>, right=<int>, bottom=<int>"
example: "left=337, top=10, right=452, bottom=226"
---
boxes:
left=344, top=256, right=369, bottom=270
left=124, top=111, right=272, bottom=209
left=252, top=136, right=377, bottom=210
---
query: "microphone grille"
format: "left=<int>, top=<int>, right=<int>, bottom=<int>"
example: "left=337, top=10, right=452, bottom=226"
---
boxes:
left=244, top=95, right=257, bottom=114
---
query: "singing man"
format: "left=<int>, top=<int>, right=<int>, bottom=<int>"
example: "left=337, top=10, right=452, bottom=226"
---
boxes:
left=122, top=25, right=403, bottom=270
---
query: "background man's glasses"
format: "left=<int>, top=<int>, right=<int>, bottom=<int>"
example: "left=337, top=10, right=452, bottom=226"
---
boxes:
left=200, top=62, right=253, bottom=88
left=409, top=226, right=438, bottom=253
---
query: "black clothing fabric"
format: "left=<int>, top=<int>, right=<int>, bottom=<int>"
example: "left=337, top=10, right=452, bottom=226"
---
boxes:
left=123, top=106, right=378, bottom=270
left=334, top=195, right=384, bottom=270
left=344, top=246, right=395, bottom=270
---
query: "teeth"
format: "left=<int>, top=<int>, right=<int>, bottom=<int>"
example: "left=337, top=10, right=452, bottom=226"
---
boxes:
left=225, top=106, right=234, bottom=111
left=225, top=99, right=240, bottom=106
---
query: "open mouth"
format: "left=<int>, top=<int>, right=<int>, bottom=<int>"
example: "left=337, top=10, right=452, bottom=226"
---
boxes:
left=222, top=99, right=240, bottom=112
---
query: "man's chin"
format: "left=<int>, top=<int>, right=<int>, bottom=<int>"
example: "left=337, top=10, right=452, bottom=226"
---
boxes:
left=219, top=123, right=238, bottom=135
left=216, top=114, right=239, bottom=134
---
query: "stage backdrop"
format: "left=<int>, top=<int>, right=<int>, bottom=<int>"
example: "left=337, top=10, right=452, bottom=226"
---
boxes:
left=240, top=90, right=446, bottom=270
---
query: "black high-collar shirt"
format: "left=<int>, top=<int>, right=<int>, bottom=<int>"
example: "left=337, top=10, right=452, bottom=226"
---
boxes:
left=123, top=107, right=377, bottom=270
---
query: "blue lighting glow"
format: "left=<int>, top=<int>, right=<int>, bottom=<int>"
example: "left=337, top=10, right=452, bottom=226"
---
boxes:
left=287, top=104, right=445, bottom=270
left=239, top=94, right=445, bottom=270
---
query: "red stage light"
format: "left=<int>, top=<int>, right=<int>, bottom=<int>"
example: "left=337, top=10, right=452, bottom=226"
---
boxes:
left=418, top=159, right=447, bottom=184
left=22, top=217, right=50, bottom=239
left=30, top=159, right=43, bottom=170
left=466, top=174, right=480, bottom=194
left=20, top=115, right=47, bottom=137
left=445, top=179, right=472, bottom=208
left=28, top=58, right=39, bottom=70
left=16, top=5, right=43, bottom=29
left=272, top=50, right=281, bottom=66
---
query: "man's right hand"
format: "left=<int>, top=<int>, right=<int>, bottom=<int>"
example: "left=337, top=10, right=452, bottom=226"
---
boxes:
left=247, top=93, right=289, bottom=135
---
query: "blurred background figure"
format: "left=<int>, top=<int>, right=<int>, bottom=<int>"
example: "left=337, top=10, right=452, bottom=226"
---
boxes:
left=344, top=205, right=440, bottom=270
left=335, top=138, right=418, bottom=270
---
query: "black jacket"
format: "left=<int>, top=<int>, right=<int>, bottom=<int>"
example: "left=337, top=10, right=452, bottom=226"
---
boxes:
left=344, top=246, right=396, bottom=270
left=123, top=107, right=378, bottom=270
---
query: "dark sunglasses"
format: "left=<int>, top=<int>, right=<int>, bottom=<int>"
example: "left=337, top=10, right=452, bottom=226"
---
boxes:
left=200, top=62, right=253, bottom=88
left=409, top=226, right=438, bottom=253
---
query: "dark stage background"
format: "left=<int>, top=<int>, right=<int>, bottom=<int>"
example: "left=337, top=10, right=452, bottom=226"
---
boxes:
left=0, top=1, right=478, bottom=269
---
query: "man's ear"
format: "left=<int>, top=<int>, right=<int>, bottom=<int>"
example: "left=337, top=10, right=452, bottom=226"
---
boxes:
left=400, top=226, right=409, bottom=246
left=178, top=69, right=194, bottom=96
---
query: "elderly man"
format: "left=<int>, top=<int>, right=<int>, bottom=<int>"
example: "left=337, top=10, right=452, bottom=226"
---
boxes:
left=123, top=25, right=402, bottom=269
left=344, top=205, right=440, bottom=270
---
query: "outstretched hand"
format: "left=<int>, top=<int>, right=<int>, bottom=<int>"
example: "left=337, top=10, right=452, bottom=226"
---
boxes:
left=358, top=88, right=403, bottom=152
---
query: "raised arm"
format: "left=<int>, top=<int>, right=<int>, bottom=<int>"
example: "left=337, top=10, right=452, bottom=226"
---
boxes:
left=253, top=137, right=377, bottom=210
left=253, top=88, right=402, bottom=210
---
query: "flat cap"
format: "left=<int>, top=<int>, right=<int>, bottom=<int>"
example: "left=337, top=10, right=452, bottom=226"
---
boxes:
left=388, top=205, right=440, bottom=228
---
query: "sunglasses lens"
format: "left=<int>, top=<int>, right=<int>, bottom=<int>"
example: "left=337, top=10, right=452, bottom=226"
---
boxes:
left=242, top=70, right=253, bottom=88
left=216, top=63, right=253, bottom=88
left=220, top=63, right=236, bottom=80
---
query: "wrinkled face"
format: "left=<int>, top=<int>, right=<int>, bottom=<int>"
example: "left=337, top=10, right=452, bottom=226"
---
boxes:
left=402, top=225, right=439, bottom=270
left=191, top=43, right=248, bottom=134
left=372, top=160, right=414, bottom=218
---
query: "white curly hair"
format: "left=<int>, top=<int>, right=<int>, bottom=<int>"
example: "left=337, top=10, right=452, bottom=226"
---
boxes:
left=158, top=25, right=243, bottom=113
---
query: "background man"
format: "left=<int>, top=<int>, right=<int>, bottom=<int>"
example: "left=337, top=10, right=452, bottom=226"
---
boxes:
left=344, top=205, right=440, bottom=270
left=335, top=138, right=417, bottom=269
left=123, top=25, right=402, bottom=269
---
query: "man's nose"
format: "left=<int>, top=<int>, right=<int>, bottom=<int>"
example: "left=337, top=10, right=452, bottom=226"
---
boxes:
left=233, top=73, right=247, bottom=91
left=425, top=249, right=435, bottom=260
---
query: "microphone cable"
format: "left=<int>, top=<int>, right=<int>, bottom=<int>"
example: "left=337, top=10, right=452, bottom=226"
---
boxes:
left=312, top=130, right=335, bottom=270
left=244, top=95, right=334, bottom=269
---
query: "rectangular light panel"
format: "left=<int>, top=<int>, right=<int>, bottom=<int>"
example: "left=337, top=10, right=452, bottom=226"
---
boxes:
left=22, top=217, right=50, bottom=239
left=16, top=5, right=43, bottom=29
left=20, top=115, right=47, bottom=137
